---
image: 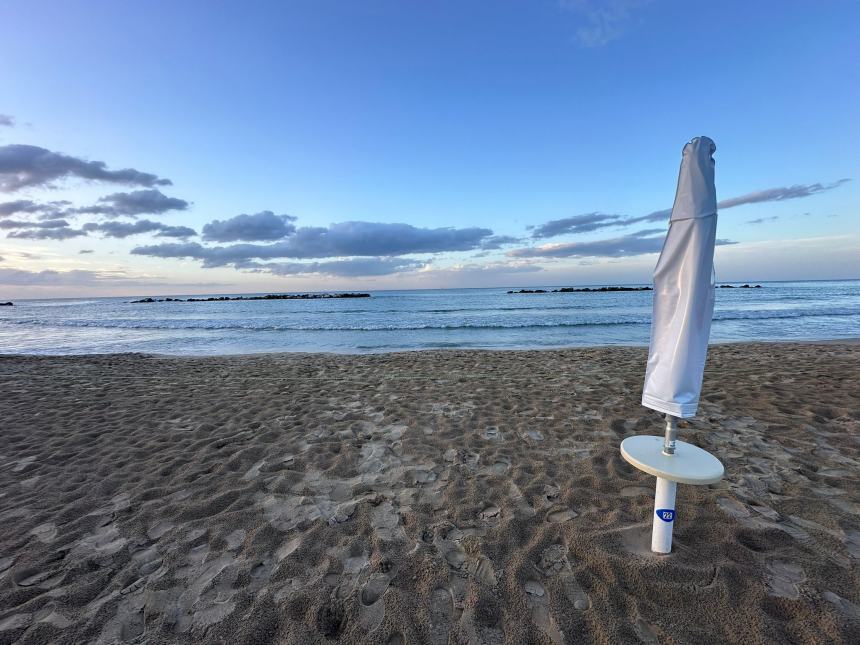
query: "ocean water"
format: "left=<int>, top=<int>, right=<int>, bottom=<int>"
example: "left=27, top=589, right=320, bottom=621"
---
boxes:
left=0, top=280, right=857, bottom=355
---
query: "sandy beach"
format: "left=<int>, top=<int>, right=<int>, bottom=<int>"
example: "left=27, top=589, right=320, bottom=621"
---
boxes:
left=1, top=342, right=858, bottom=644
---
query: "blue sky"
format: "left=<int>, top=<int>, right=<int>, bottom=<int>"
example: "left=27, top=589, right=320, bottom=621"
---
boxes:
left=0, top=0, right=857, bottom=296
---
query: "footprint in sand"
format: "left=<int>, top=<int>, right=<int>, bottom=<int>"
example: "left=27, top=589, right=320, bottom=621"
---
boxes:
left=478, top=505, right=501, bottom=521
left=0, top=613, right=32, bottom=632
left=147, top=520, right=175, bottom=540
left=546, top=506, right=578, bottom=523
left=483, top=426, right=502, bottom=441
left=33, top=603, right=72, bottom=629
left=12, top=455, right=36, bottom=472
left=716, top=497, right=751, bottom=520
left=489, top=458, right=510, bottom=475
left=372, top=501, right=404, bottom=541
left=633, top=615, right=661, bottom=644
left=12, top=565, right=63, bottom=589
left=765, top=560, right=805, bottom=599
left=241, top=459, right=266, bottom=481
left=30, top=522, right=57, bottom=543
left=509, top=482, right=536, bottom=519
left=429, top=587, right=454, bottom=645
left=468, top=556, right=497, bottom=586
left=523, top=579, right=564, bottom=644
left=276, top=536, right=301, bottom=561
left=223, top=529, right=246, bottom=550
left=0, top=556, right=14, bottom=574
left=823, top=591, right=860, bottom=621
left=539, top=544, right=590, bottom=610
left=358, top=572, right=391, bottom=632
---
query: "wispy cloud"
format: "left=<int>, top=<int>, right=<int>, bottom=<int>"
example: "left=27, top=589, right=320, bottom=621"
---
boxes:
left=7, top=225, right=87, bottom=240
left=530, top=179, right=851, bottom=239
left=0, top=267, right=228, bottom=288
left=531, top=212, right=625, bottom=238
left=0, top=144, right=171, bottom=192
left=510, top=228, right=736, bottom=258
left=0, top=199, right=70, bottom=218
left=0, top=218, right=72, bottom=230
left=717, top=179, right=850, bottom=209
left=561, top=0, right=651, bottom=47
left=72, top=190, right=189, bottom=218
left=83, top=220, right=196, bottom=239
left=747, top=216, right=780, bottom=225
left=202, top=211, right=297, bottom=242
left=480, top=235, right=522, bottom=249
left=0, top=115, right=13, bottom=128
left=511, top=228, right=666, bottom=258
left=243, top=257, right=426, bottom=277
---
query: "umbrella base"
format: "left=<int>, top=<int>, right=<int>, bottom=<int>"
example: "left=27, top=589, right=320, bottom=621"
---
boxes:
left=620, top=435, right=723, bottom=484
left=620, top=435, right=723, bottom=553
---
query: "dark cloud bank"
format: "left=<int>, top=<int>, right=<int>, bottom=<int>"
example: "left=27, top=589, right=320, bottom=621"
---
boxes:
left=72, top=190, right=189, bottom=218
left=84, top=220, right=196, bottom=239
left=0, top=144, right=171, bottom=192
left=202, top=212, right=297, bottom=242
left=133, top=221, right=496, bottom=267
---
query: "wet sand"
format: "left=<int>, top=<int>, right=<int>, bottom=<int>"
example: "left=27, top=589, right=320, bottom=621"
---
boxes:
left=0, top=343, right=858, bottom=644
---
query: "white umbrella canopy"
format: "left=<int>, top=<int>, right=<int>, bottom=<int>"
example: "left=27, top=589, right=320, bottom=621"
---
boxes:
left=642, top=136, right=718, bottom=418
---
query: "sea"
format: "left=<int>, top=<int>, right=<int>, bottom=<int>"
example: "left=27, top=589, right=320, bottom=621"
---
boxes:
left=0, top=280, right=857, bottom=355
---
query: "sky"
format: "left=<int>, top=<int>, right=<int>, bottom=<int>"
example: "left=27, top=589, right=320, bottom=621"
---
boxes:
left=0, top=0, right=858, bottom=298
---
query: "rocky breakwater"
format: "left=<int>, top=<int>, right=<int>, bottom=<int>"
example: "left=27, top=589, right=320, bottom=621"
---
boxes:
left=507, top=286, right=653, bottom=294
left=131, top=293, right=371, bottom=303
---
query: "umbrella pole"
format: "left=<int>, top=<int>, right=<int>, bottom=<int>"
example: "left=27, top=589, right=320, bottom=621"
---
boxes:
left=652, top=415, right=679, bottom=553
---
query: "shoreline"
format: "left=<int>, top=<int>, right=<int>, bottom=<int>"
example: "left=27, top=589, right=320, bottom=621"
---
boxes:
left=1, top=337, right=859, bottom=360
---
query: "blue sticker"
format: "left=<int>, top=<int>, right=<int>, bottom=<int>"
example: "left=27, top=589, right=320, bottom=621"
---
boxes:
left=656, top=509, right=675, bottom=522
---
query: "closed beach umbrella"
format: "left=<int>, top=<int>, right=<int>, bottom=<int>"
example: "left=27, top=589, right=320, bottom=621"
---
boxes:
left=620, top=136, right=724, bottom=553
left=642, top=136, right=718, bottom=417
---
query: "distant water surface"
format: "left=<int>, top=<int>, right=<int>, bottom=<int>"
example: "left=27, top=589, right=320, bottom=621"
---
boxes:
left=0, top=280, right=857, bottom=355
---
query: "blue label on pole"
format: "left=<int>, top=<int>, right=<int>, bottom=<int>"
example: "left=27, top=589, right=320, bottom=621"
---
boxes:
left=656, top=509, right=675, bottom=522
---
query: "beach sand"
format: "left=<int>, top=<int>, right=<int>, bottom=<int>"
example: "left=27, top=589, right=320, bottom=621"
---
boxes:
left=1, top=342, right=858, bottom=644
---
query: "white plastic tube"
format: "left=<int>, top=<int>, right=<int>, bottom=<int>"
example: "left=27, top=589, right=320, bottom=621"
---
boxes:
left=651, top=476, right=677, bottom=553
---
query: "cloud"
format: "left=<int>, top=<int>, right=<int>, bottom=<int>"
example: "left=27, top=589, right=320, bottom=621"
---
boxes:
left=509, top=228, right=736, bottom=259
left=73, top=189, right=189, bottom=218
left=0, top=267, right=228, bottom=288
left=83, top=220, right=196, bottom=239
left=202, top=211, right=297, bottom=242
left=244, top=257, right=426, bottom=277
left=426, top=261, right=545, bottom=276
left=0, top=218, right=72, bottom=230
left=717, top=179, right=850, bottom=210
left=747, top=216, right=780, bottom=225
left=79, top=249, right=94, bottom=254
left=529, top=179, right=851, bottom=239
left=562, top=0, right=651, bottom=47
left=7, top=225, right=87, bottom=240
left=0, top=200, right=44, bottom=217
left=0, top=144, right=171, bottom=192
left=133, top=221, right=495, bottom=267
left=531, top=212, right=626, bottom=238
left=510, top=229, right=665, bottom=258
left=0, top=115, right=13, bottom=127
left=480, top=235, right=522, bottom=249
